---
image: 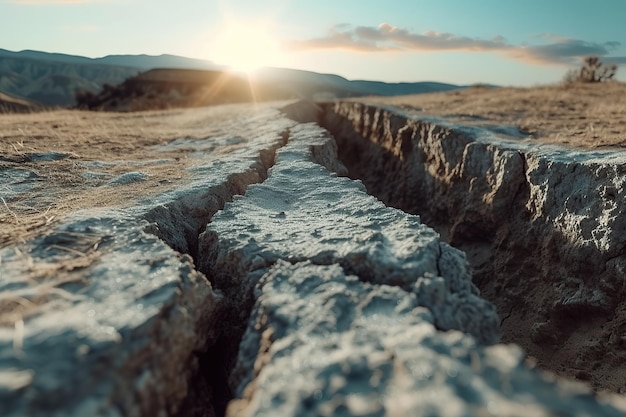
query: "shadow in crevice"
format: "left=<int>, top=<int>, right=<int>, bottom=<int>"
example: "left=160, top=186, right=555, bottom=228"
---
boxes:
left=283, top=99, right=626, bottom=393
left=141, top=133, right=288, bottom=417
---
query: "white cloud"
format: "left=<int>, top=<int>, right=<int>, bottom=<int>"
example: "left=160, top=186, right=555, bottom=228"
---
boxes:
left=286, top=23, right=625, bottom=66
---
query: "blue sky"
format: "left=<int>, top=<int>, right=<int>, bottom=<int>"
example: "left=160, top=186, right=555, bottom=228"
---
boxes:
left=2, top=0, right=626, bottom=86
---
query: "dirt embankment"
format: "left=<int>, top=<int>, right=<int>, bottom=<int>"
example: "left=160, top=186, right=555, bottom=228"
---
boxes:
left=0, top=92, right=41, bottom=113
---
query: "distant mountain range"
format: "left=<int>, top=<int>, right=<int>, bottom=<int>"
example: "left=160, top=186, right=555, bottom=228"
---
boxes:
left=0, top=48, right=221, bottom=70
left=0, top=48, right=464, bottom=110
left=251, top=67, right=462, bottom=98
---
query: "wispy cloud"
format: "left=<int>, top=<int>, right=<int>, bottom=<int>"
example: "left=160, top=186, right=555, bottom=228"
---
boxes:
left=511, top=39, right=619, bottom=65
left=8, top=0, right=97, bottom=4
left=287, top=23, right=509, bottom=53
left=286, top=23, right=625, bottom=66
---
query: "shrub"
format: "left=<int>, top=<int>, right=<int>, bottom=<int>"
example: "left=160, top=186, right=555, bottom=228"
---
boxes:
left=563, top=56, right=617, bottom=84
left=74, top=90, right=96, bottom=109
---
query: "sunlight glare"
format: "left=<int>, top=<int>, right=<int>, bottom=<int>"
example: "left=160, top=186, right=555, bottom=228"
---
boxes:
left=210, top=20, right=283, bottom=73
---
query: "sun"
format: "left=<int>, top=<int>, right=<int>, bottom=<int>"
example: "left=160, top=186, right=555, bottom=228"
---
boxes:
left=210, top=20, right=283, bottom=73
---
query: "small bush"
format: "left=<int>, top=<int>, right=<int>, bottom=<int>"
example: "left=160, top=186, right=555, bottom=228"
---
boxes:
left=563, top=56, right=617, bottom=84
left=74, top=90, right=96, bottom=109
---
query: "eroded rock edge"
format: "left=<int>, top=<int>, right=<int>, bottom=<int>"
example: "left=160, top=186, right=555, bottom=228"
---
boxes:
left=284, top=100, right=626, bottom=392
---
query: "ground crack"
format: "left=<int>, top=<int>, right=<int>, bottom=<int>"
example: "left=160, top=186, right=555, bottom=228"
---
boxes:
left=138, top=130, right=290, bottom=417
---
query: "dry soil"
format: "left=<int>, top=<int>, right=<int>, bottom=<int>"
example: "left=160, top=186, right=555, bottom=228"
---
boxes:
left=2, top=83, right=626, bottom=394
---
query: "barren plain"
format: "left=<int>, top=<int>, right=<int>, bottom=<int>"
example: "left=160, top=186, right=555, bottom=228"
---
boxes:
left=367, top=82, right=626, bottom=149
left=2, top=82, right=626, bottom=416
left=3, top=82, right=625, bottom=247
left=0, top=103, right=271, bottom=247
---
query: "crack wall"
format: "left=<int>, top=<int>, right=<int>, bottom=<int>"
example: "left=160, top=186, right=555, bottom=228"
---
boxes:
left=143, top=130, right=289, bottom=260
left=283, top=100, right=626, bottom=393
left=126, top=98, right=626, bottom=414
left=193, top=122, right=503, bottom=417
left=138, top=130, right=289, bottom=417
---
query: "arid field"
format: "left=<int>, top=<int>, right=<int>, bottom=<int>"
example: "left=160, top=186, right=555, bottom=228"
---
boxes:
left=3, top=82, right=625, bottom=247
left=0, top=103, right=279, bottom=247
left=366, top=81, right=626, bottom=149
left=2, top=83, right=626, bottom=414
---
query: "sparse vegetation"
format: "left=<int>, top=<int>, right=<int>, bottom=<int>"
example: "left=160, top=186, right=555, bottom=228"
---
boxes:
left=74, top=89, right=96, bottom=108
left=75, top=81, right=131, bottom=110
left=368, top=82, right=626, bottom=148
left=0, top=105, right=262, bottom=246
left=74, top=70, right=242, bottom=111
left=563, top=56, right=617, bottom=84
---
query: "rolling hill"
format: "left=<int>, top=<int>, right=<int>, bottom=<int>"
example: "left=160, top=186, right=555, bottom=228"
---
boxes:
left=0, top=54, right=140, bottom=106
left=0, top=48, right=464, bottom=110
left=0, top=91, right=40, bottom=113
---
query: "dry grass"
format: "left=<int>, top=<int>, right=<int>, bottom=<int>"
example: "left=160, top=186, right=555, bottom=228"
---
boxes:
left=0, top=104, right=260, bottom=247
left=0, top=225, right=115, bottom=329
left=364, top=82, right=626, bottom=149
left=3, top=84, right=626, bottom=247
left=0, top=271, right=91, bottom=327
left=0, top=103, right=273, bottom=328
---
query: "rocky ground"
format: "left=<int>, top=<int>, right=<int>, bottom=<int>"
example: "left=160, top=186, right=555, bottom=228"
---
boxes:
left=351, top=82, right=626, bottom=392
left=1, top=83, right=626, bottom=416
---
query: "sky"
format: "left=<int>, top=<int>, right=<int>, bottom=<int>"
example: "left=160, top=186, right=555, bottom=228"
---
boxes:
left=2, top=0, right=626, bottom=86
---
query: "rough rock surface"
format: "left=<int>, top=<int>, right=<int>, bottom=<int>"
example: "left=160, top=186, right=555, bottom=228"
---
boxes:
left=229, top=261, right=625, bottom=417
left=198, top=121, right=626, bottom=416
left=0, top=106, right=294, bottom=417
left=198, top=123, right=500, bottom=346
left=2, top=100, right=626, bottom=416
left=292, top=100, right=626, bottom=392
left=1, top=216, right=218, bottom=417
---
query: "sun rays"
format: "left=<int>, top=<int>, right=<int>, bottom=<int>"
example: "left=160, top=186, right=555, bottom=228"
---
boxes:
left=209, top=19, right=284, bottom=74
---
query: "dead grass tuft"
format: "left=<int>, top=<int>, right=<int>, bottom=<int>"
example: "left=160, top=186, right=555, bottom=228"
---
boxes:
left=0, top=228, right=108, bottom=327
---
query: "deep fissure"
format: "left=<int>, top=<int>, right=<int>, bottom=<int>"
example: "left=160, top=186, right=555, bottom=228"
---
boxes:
left=283, top=100, right=626, bottom=394
left=182, top=121, right=503, bottom=415
left=135, top=99, right=625, bottom=415
left=139, top=131, right=288, bottom=417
